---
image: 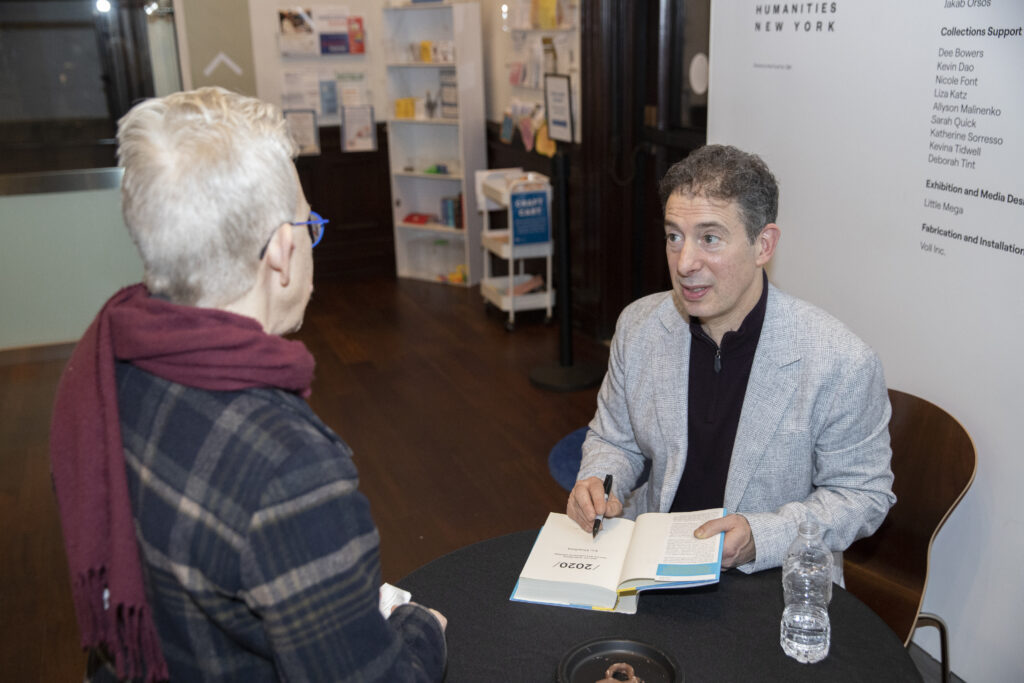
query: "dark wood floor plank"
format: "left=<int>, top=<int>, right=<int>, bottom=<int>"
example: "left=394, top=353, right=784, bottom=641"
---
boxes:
left=0, top=359, right=87, bottom=681
left=0, top=277, right=607, bottom=680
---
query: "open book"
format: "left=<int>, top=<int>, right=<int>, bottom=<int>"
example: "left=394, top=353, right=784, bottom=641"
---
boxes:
left=510, top=509, right=725, bottom=614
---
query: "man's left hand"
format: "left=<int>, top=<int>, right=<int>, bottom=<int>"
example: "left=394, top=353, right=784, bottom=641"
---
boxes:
left=694, top=513, right=756, bottom=568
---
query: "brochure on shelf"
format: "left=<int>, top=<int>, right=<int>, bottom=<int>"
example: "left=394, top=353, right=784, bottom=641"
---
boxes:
left=283, top=109, right=320, bottom=156
left=342, top=105, right=377, bottom=152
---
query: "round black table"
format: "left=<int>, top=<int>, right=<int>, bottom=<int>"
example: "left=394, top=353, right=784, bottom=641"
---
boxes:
left=399, top=530, right=922, bottom=682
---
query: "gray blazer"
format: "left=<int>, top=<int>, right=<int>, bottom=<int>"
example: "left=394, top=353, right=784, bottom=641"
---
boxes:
left=579, top=284, right=896, bottom=578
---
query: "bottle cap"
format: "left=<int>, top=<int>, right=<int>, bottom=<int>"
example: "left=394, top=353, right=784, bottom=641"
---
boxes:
left=798, top=520, right=821, bottom=536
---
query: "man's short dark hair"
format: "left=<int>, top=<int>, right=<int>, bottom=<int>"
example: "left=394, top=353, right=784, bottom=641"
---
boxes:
left=658, top=145, right=779, bottom=243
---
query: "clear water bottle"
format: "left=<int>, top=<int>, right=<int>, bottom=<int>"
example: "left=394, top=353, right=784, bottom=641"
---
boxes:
left=780, top=520, right=833, bottom=663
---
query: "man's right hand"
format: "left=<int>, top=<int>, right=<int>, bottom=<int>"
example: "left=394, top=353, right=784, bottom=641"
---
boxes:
left=567, top=476, right=623, bottom=532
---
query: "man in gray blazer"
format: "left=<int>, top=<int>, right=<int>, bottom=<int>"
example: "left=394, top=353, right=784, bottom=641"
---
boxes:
left=567, top=145, right=895, bottom=579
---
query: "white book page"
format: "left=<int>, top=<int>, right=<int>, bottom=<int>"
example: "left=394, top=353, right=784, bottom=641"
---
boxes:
left=516, top=512, right=635, bottom=605
left=620, top=509, right=724, bottom=584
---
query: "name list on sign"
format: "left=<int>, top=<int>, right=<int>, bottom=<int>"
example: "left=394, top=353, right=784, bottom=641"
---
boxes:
left=927, top=19, right=1020, bottom=172
left=920, top=3, right=1023, bottom=259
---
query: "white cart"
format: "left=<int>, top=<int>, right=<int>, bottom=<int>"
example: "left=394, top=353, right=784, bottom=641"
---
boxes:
left=475, top=168, right=555, bottom=331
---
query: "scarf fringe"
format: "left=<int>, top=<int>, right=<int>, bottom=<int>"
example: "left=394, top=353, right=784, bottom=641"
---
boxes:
left=73, top=569, right=106, bottom=651
left=73, top=568, right=169, bottom=682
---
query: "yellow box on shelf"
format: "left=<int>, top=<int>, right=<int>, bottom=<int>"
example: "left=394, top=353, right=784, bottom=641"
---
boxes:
left=394, top=97, right=416, bottom=119
left=419, top=40, right=433, bottom=62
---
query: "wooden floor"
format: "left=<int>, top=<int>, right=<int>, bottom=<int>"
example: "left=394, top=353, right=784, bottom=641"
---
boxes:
left=0, top=277, right=608, bottom=681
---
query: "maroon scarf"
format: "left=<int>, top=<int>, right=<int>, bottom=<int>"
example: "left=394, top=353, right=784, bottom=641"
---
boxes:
left=49, top=283, right=314, bottom=681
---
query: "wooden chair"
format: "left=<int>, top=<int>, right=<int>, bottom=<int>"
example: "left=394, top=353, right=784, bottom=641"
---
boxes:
left=843, top=389, right=976, bottom=683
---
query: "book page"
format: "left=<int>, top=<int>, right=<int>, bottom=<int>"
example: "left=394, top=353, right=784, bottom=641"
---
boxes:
left=661, top=512, right=721, bottom=565
left=513, top=512, right=635, bottom=608
left=620, top=509, right=724, bottom=585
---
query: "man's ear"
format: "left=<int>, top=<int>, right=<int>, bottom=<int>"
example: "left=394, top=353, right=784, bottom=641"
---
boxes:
left=755, top=223, right=781, bottom=266
left=263, top=223, right=295, bottom=287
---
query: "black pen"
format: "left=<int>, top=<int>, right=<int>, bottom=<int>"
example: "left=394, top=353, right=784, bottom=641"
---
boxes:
left=592, top=474, right=613, bottom=539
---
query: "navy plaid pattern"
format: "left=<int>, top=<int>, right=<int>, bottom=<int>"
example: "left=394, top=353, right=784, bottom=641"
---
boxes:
left=107, top=363, right=445, bottom=682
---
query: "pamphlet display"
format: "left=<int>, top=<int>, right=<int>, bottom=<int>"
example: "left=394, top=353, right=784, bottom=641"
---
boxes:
left=277, top=7, right=366, bottom=57
left=493, top=0, right=581, bottom=146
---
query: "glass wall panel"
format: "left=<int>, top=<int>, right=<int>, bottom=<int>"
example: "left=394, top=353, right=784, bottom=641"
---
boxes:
left=0, top=0, right=180, bottom=178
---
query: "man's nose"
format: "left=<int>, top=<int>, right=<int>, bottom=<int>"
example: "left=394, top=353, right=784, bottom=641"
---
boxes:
left=675, top=242, right=701, bottom=276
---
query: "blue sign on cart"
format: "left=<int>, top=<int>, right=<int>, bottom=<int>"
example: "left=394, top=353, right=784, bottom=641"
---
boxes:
left=511, top=191, right=550, bottom=245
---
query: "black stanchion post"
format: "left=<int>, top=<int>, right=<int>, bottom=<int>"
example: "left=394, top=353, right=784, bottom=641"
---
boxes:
left=529, top=148, right=605, bottom=392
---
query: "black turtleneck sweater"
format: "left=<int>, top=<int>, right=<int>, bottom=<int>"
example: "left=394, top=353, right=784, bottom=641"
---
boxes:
left=670, top=271, right=769, bottom=512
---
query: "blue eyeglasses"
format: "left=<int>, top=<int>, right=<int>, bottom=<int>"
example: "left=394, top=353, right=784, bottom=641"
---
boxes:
left=259, top=210, right=328, bottom=259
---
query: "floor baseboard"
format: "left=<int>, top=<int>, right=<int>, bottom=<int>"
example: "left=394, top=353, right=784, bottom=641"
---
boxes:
left=0, top=341, right=76, bottom=367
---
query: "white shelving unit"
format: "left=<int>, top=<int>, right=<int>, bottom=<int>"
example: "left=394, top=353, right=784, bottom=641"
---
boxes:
left=497, top=3, right=582, bottom=144
left=383, top=2, right=486, bottom=286
left=475, top=168, right=554, bottom=331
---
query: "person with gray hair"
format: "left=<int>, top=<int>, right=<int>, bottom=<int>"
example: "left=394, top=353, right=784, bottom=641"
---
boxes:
left=117, top=86, right=304, bottom=308
left=50, top=87, right=446, bottom=682
left=567, top=144, right=895, bottom=583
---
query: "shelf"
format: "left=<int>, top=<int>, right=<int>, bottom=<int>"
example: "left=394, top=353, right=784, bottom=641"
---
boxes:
left=393, top=170, right=463, bottom=181
left=397, top=220, right=465, bottom=234
left=384, top=2, right=456, bottom=12
left=508, top=69, right=581, bottom=89
left=482, top=230, right=553, bottom=259
left=387, top=61, right=457, bottom=68
left=386, top=1, right=484, bottom=287
left=388, top=117, right=460, bottom=126
left=509, top=26, right=577, bottom=33
left=481, top=275, right=555, bottom=313
left=399, top=270, right=471, bottom=286
left=481, top=171, right=550, bottom=206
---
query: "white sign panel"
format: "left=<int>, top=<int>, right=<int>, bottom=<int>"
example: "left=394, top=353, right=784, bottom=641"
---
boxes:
left=544, top=73, right=574, bottom=143
left=709, top=3, right=1023, bottom=681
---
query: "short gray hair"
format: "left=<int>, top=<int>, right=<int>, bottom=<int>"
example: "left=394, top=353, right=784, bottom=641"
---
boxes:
left=117, top=87, right=299, bottom=306
left=658, top=145, right=779, bottom=243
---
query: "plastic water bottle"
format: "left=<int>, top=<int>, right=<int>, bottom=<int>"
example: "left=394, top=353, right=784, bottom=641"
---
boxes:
left=780, top=520, right=833, bottom=663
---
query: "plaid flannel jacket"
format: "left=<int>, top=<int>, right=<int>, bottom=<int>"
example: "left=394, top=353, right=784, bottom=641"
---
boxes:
left=105, top=362, right=445, bottom=682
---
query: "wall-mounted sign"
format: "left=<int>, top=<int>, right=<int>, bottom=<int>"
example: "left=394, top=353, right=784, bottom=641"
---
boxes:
left=544, top=73, right=573, bottom=143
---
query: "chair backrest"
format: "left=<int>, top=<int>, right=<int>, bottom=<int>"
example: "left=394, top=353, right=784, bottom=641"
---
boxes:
left=843, top=389, right=976, bottom=644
